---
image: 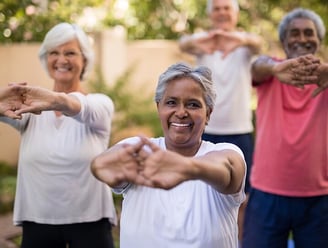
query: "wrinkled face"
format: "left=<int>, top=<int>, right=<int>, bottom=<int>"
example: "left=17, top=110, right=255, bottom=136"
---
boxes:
left=157, top=77, right=210, bottom=153
left=283, top=18, right=320, bottom=59
left=209, top=0, right=238, bottom=31
left=47, top=39, right=85, bottom=84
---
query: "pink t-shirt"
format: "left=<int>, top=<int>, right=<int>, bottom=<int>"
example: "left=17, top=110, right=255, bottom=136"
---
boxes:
left=251, top=73, right=328, bottom=197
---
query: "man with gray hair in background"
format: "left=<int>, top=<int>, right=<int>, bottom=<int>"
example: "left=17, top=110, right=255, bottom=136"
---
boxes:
left=243, top=8, right=328, bottom=248
left=179, top=0, right=262, bottom=244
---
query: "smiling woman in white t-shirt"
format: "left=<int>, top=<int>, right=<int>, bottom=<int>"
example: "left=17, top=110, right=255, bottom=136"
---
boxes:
left=91, top=62, right=246, bottom=248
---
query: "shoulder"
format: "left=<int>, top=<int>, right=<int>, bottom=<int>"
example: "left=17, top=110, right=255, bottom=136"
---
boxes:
left=86, top=93, right=113, bottom=103
left=84, top=93, right=114, bottom=111
left=200, top=140, right=244, bottom=157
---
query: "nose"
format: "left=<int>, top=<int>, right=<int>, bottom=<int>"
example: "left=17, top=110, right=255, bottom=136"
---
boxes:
left=57, top=54, right=69, bottom=62
left=175, top=105, right=188, bottom=118
left=299, top=33, right=307, bottom=42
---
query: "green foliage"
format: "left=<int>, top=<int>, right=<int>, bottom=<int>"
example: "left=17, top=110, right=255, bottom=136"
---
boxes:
left=0, top=161, right=16, bottom=176
left=0, top=161, right=17, bottom=214
left=0, top=0, right=328, bottom=43
left=89, top=66, right=163, bottom=144
left=0, top=0, right=106, bottom=43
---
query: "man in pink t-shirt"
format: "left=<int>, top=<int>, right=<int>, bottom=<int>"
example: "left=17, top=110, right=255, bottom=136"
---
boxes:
left=242, top=8, right=328, bottom=248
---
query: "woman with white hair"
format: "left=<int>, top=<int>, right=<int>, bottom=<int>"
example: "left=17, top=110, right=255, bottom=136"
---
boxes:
left=0, top=23, right=117, bottom=248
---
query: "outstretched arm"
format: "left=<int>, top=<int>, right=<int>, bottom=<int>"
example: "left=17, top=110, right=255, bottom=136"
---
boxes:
left=15, top=86, right=81, bottom=116
left=212, top=30, right=263, bottom=57
left=252, top=54, right=320, bottom=87
left=91, top=136, right=246, bottom=194
left=179, top=30, right=262, bottom=58
left=179, top=32, right=219, bottom=56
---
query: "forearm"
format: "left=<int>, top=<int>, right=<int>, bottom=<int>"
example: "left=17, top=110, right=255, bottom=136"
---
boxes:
left=252, top=55, right=277, bottom=83
left=53, top=92, right=81, bottom=116
left=318, top=62, right=328, bottom=82
left=179, top=37, right=200, bottom=55
left=242, top=32, right=262, bottom=54
left=189, top=150, right=245, bottom=194
left=179, top=34, right=204, bottom=56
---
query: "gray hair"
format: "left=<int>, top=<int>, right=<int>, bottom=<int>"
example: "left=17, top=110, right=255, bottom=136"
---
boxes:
left=278, top=8, right=326, bottom=43
left=39, top=22, right=94, bottom=81
left=155, top=63, right=216, bottom=111
left=206, top=0, right=239, bottom=14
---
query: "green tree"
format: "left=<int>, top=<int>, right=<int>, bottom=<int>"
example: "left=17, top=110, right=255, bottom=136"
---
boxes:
left=1, top=0, right=328, bottom=44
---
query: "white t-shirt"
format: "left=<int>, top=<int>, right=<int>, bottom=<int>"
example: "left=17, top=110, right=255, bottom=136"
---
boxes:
left=114, top=137, right=246, bottom=248
left=0, top=92, right=117, bottom=226
left=197, top=41, right=255, bottom=135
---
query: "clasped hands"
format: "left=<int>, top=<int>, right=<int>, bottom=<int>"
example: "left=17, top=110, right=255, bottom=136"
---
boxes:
left=273, top=54, right=328, bottom=97
left=92, top=136, right=188, bottom=190
left=193, top=29, right=249, bottom=57
left=0, top=83, right=54, bottom=119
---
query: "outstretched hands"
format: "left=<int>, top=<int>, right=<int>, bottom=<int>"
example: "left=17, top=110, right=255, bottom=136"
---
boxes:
left=91, top=136, right=190, bottom=190
left=185, top=29, right=260, bottom=57
left=0, top=84, right=61, bottom=119
left=1, top=83, right=83, bottom=118
left=272, top=54, right=328, bottom=96
left=0, top=83, right=27, bottom=119
left=14, top=86, right=57, bottom=115
left=273, top=55, right=320, bottom=87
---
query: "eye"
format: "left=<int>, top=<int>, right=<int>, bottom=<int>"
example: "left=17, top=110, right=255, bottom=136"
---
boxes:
left=304, top=29, right=315, bottom=37
left=165, top=99, right=176, bottom=106
left=48, top=51, right=59, bottom=57
left=187, top=101, right=202, bottom=109
left=65, top=51, right=79, bottom=57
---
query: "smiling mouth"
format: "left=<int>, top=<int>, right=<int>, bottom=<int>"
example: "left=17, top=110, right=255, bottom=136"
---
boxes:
left=293, top=43, right=315, bottom=53
left=56, top=67, right=71, bottom=72
left=171, top=122, right=191, bottom=127
left=170, top=123, right=192, bottom=128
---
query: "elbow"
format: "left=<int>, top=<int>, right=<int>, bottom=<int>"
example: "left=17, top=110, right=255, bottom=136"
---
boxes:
left=223, top=159, right=245, bottom=194
left=90, top=157, right=101, bottom=181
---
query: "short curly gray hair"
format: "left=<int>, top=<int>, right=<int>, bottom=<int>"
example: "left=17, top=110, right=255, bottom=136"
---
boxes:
left=155, top=62, right=216, bottom=112
left=38, top=22, right=94, bottom=81
left=278, top=8, right=326, bottom=43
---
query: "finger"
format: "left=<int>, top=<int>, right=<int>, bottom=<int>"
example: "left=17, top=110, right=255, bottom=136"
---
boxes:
left=138, top=136, right=160, bottom=153
left=312, top=86, right=327, bottom=97
left=15, top=106, right=42, bottom=115
left=8, top=82, right=28, bottom=87
left=291, top=76, right=319, bottom=85
left=3, top=110, right=22, bottom=119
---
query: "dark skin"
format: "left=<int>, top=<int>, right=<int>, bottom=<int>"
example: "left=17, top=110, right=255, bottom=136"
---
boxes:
left=252, top=18, right=328, bottom=97
left=91, top=78, right=246, bottom=194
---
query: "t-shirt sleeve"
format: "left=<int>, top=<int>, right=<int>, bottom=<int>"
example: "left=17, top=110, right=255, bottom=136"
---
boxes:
left=69, top=92, right=114, bottom=133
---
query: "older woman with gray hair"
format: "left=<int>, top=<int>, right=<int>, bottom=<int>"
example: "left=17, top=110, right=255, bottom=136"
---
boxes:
left=91, top=62, right=247, bottom=248
left=0, top=23, right=117, bottom=248
left=243, top=8, right=328, bottom=248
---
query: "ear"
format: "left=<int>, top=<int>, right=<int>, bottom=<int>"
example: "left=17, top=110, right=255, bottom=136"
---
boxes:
left=206, top=108, right=212, bottom=125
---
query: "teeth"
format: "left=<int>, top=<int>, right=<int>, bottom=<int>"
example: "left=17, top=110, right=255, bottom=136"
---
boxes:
left=294, top=43, right=312, bottom=50
left=56, top=68, right=69, bottom=72
left=171, top=123, right=190, bottom=127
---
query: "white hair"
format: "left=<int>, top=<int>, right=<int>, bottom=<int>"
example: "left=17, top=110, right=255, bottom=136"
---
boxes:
left=38, top=23, right=94, bottom=81
left=206, top=0, right=239, bottom=14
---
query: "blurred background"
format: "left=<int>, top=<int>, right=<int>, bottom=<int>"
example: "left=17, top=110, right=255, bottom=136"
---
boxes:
left=0, top=0, right=327, bottom=247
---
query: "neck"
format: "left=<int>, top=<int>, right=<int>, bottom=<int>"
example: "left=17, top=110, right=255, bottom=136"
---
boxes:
left=166, top=140, right=202, bottom=157
left=53, top=81, right=85, bottom=94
